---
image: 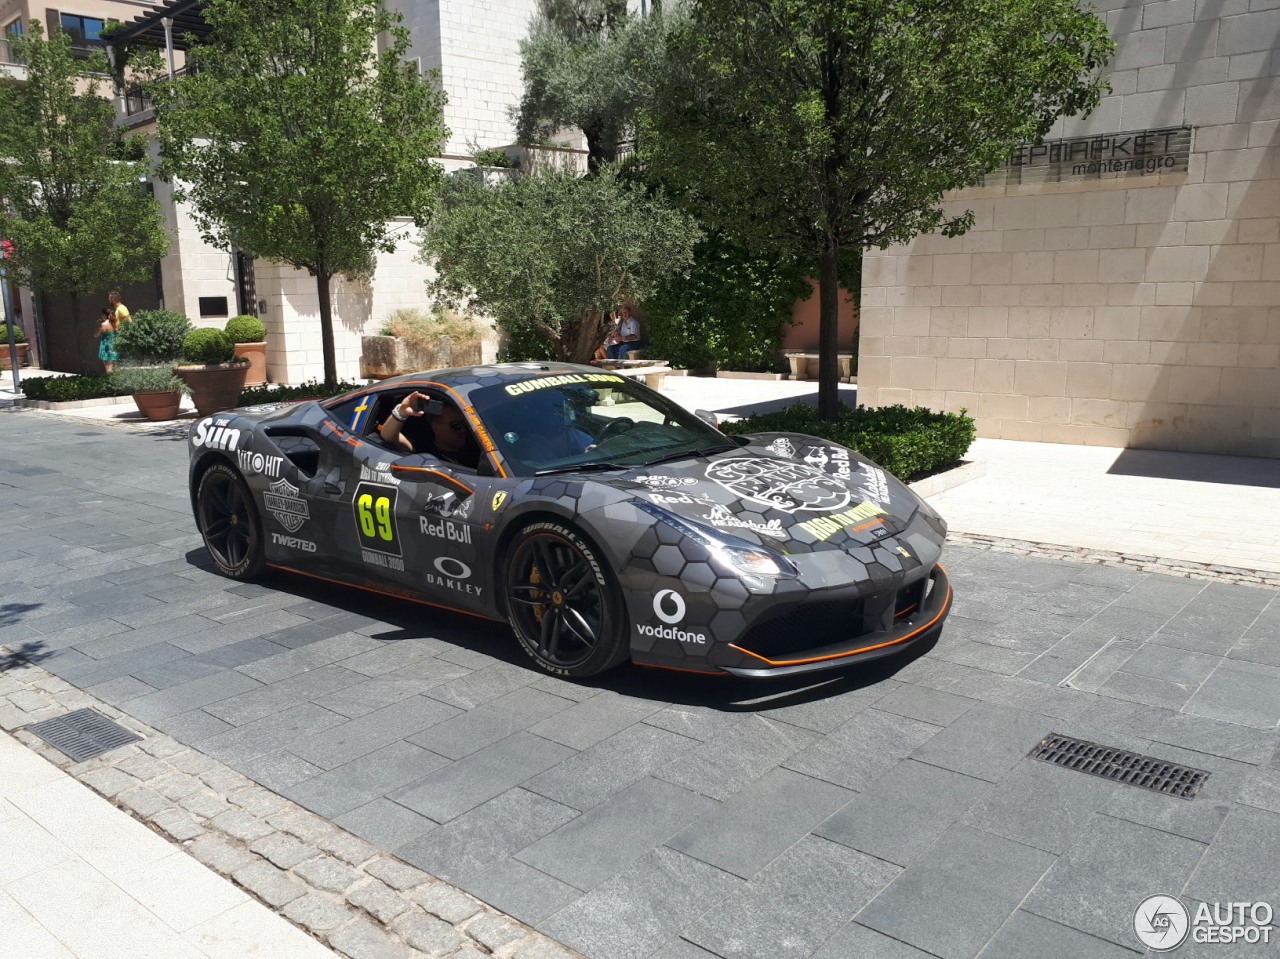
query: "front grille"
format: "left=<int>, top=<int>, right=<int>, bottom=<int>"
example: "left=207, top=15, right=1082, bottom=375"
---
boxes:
left=1029, top=733, right=1209, bottom=800
left=734, top=599, right=865, bottom=658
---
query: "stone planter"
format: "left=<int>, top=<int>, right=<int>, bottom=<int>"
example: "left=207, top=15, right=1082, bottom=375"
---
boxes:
left=233, top=341, right=267, bottom=387
left=131, top=390, right=183, bottom=421
left=360, top=334, right=486, bottom=379
left=175, top=362, right=249, bottom=417
left=0, top=342, right=29, bottom=370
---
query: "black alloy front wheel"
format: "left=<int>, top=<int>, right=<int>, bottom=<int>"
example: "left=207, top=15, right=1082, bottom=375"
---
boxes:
left=196, top=462, right=266, bottom=580
left=504, top=521, right=628, bottom=677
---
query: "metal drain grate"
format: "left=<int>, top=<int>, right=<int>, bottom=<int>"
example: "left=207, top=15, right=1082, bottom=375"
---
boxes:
left=1029, top=733, right=1209, bottom=800
left=26, top=708, right=142, bottom=762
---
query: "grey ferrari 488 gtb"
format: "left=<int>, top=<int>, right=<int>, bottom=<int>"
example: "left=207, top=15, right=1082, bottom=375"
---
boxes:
left=188, top=362, right=951, bottom=678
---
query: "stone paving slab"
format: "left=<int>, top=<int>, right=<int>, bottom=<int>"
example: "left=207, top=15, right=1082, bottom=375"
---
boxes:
left=3, top=408, right=1280, bottom=959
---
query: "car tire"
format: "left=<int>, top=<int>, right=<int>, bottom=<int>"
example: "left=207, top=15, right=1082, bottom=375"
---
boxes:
left=196, top=462, right=266, bottom=580
left=504, top=521, right=629, bottom=678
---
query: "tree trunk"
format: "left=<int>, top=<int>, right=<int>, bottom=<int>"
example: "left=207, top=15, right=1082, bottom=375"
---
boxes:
left=582, top=119, right=612, bottom=174
left=817, top=247, right=841, bottom=420
left=316, top=271, right=338, bottom=389
left=565, top=311, right=604, bottom=364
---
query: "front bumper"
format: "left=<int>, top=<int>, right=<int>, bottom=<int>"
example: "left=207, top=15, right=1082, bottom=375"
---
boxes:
left=713, top=564, right=952, bottom=678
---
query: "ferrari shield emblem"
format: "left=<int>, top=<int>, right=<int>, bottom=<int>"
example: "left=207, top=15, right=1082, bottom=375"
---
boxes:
left=705, top=457, right=851, bottom=514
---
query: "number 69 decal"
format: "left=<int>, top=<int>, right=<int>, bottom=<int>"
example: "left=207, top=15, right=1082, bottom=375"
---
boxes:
left=353, top=482, right=401, bottom=556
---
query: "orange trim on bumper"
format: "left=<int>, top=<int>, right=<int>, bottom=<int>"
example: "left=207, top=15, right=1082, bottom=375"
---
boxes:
left=726, top=567, right=951, bottom=669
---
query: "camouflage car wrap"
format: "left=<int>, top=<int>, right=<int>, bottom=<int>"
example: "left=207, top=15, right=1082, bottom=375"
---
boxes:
left=187, top=362, right=951, bottom=678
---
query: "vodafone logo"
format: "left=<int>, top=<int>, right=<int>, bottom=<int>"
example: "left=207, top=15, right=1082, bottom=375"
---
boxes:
left=653, top=589, right=685, bottom=624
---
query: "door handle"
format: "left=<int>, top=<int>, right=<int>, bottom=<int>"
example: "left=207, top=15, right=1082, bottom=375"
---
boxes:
left=323, top=479, right=344, bottom=496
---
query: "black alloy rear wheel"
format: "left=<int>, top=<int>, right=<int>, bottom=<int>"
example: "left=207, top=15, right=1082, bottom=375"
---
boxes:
left=196, top=462, right=266, bottom=580
left=505, top=521, right=628, bottom=677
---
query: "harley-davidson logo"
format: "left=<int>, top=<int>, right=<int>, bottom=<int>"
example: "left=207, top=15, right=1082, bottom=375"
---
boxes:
left=705, top=457, right=851, bottom=514
left=264, top=477, right=310, bottom=532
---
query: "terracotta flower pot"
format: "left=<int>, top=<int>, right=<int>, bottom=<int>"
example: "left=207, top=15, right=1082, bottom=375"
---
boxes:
left=175, top=362, right=250, bottom=417
left=131, top=390, right=183, bottom=421
left=0, top=343, right=29, bottom=370
left=233, top=341, right=267, bottom=387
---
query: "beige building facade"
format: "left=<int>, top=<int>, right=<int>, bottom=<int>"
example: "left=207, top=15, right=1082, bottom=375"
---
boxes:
left=859, top=0, right=1280, bottom=458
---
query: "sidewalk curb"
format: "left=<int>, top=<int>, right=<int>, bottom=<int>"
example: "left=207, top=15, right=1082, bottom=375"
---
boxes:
left=910, top=459, right=986, bottom=500
left=949, top=531, right=1280, bottom=589
left=0, top=651, right=582, bottom=959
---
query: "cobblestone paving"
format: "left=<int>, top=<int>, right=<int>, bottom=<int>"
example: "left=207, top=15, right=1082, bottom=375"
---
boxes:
left=2, top=409, right=1279, bottom=959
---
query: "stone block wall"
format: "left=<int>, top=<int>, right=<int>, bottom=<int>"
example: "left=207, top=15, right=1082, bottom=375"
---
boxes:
left=859, top=0, right=1280, bottom=457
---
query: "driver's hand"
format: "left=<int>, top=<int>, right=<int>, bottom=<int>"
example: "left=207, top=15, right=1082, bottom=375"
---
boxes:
left=398, top=391, right=428, bottom=419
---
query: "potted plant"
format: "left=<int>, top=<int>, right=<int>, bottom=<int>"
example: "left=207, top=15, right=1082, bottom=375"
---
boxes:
left=113, top=310, right=193, bottom=418
left=225, top=314, right=267, bottom=387
left=114, top=310, right=193, bottom=365
left=110, top=365, right=188, bottom=421
left=174, top=328, right=249, bottom=416
left=0, top=324, right=28, bottom=370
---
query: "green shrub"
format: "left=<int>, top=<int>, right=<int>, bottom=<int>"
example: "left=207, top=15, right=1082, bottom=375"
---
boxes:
left=224, top=315, right=266, bottom=343
left=110, top=365, right=188, bottom=395
left=645, top=231, right=812, bottom=373
left=20, top=375, right=131, bottom=402
left=473, top=147, right=517, bottom=168
left=0, top=323, right=26, bottom=343
left=237, top=379, right=368, bottom=406
left=181, top=327, right=237, bottom=365
left=116, top=309, right=192, bottom=363
left=722, top=404, right=976, bottom=482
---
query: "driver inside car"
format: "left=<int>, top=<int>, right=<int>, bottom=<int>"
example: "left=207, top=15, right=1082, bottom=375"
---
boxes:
left=379, top=391, right=481, bottom=469
left=490, top=388, right=596, bottom=470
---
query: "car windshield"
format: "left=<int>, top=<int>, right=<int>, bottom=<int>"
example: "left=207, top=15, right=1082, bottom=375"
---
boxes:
left=470, top=372, right=732, bottom=476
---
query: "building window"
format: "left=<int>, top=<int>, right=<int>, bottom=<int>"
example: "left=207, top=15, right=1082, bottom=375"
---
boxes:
left=5, top=18, right=22, bottom=38
left=59, top=13, right=105, bottom=57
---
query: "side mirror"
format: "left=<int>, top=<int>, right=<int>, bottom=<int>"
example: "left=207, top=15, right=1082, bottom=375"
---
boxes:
left=694, top=409, right=719, bottom=428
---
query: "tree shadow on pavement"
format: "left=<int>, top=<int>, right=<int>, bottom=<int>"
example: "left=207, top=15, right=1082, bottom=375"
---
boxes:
left=0, top=640, right=51, bottom=671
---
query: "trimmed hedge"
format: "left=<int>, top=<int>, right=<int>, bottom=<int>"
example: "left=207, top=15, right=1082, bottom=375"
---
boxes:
left=722, top=404, right=976, bottom=482
left=182, top=328, right=237, bottom=365
left=237, top=379, right=368, bottom=406
left=1, top=323, right=26, bottom=343
left=21, top=375, right=131, bottom=402
left=225, top=315, right=266, bottom=343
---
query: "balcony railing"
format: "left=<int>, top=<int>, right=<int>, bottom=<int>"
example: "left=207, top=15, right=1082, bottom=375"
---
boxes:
left=0, top=37, right=18, bottom=65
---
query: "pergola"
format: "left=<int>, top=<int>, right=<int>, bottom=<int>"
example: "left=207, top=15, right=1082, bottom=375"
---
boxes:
left=112, top=0, right=211, bottom=75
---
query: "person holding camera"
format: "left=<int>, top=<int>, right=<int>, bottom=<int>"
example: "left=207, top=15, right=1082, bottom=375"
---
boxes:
left=379, top=390, right=480, bottom=468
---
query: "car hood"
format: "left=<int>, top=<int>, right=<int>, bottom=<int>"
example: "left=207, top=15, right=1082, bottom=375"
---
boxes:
left=597, top=432, right=930, bottom=554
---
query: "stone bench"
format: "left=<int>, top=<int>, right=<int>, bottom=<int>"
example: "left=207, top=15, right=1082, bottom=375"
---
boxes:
left=783, top=352, right=856, bottom=382
left=592, top=360, right=679, bottom=390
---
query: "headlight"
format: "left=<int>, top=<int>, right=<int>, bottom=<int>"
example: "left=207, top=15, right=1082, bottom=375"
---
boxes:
left=636, top=502, right=798, bottom=579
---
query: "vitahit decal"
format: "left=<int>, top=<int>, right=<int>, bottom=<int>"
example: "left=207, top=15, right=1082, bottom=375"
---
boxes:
left=238, top=449, right=284, bottom=478
left=706, top=458, right=850, bottom=514
left=264, top=477, right=309, bottom=532
left=193, top=418, right=241, bottom=451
